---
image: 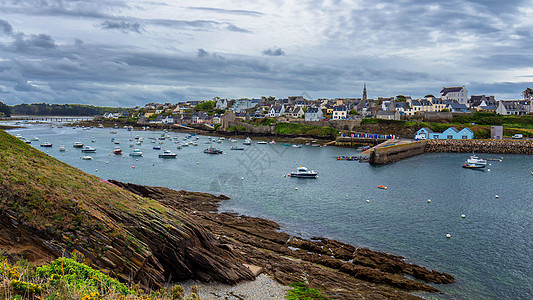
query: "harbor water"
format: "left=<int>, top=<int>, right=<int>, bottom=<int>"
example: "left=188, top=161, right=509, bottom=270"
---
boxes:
left=6, top=124, right=533, bottom=300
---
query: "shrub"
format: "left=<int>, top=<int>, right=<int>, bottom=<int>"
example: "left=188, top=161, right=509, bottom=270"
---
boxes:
left=286, top=281, right=330, bottom=300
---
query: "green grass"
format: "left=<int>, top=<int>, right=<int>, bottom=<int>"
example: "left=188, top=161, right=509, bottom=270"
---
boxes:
left=286, top=282, right=330, bottom=300
left=275, top=122, right=337, bottom=137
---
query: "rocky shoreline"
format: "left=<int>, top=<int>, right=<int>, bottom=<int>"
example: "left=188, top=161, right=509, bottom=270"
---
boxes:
left=110, top=181, right=455, bottom=299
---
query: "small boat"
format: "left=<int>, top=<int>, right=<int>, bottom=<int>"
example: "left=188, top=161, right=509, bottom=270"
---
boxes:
left=153, top=146, right=161, bottom=150
left=98, top=124, right=104, bottom=128
left=80, top=155, right=93, bottom=160
left=230, top=146, right=245, bottom=150
left=81, top=146, right=96, bottom=153
left=291, top=144, right=301, bottom=148
left=180, top=143, right=189, bottom=147
left=467, top=153, right=487, bottom=166
left=243, top=137, right=252, bottom=145
left=113, top=147, right=122, bottom=155
left=15, top=134, right=23, bottom=139
left=31, top=137, right=39, bottom=141
left=91, top=138, right=96, bottom=143
left=190, top=142, right=198, bottom=146
left=159, top=150, right=177, bottom=158
left=203, top=147, right=223, bottom=154
left=40, top=142, right=53, bottom=147
left=230, top=139, right=238, bottom=143
left=114, top=141, right=120, bottom=145
left=59, top=146, right=66, bottom=152
left=269, top=140, right=276, bottom=144
left=219, top=137, right=226, bottom=140
left=73, top=142, right=84, bottom=148
left=463, top=162, right=485, bottom=169
left=257, top=141, right=268, bottom=144
left=129, top=149, right=143, bottom=156
left=110, top=130, right=117, bottom=134
left=378, top=185, right=388, bottom=190
left=23, top=139, right=31, bottom=144
left=288, top=166, right=318, bottom=178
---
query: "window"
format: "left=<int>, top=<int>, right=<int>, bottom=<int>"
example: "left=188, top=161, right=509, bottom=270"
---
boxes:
left=447, top=135, right=453, bottom=139
left=462, top=135, right=468, bottom=139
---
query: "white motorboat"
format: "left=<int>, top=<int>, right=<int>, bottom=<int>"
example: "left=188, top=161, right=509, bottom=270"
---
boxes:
left=80, top=155, right=93, bottom=160
left=467, top=153, right=487, bottom=166
left=81, top=146, right=96, bottom=153
left=243, top=137, right=252, bottom=145
left=159, top=150, right=177, bottom=158
left=40, top=142, right=53, bottom=147
left=31, top=136, right=39, bottom=141
left=73, top=142, right=84, bottom=148
left=291, top=144, right=301, bottom=148
left=257, top=141, right=268, bottom=144
left=129, top=149, right=143, bottom=156
left=288, top=166, right=318, bottom=178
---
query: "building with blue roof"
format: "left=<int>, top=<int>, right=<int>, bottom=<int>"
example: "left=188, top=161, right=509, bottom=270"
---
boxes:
left=415, top=127, right=474, bottom=140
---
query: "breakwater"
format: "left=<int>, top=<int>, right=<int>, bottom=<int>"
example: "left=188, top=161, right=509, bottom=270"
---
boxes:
left=369, top=140, right=427, bottom=164
left=425, top=139, right=533, bottom=154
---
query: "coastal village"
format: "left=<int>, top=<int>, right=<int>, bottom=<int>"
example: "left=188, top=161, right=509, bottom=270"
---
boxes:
left=100, top=85, right=533, bottom=140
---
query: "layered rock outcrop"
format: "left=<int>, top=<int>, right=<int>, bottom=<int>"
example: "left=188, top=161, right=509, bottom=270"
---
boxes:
left=0, top=130, right=253, bottom=289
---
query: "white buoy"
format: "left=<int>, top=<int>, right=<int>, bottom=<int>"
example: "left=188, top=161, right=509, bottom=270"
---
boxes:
left=106, top=161, right=109, bottom=164
left=487, top=169, right=491, bottom=172
left=197, top=162, right=199, bottom=164
left=366, top=199, right=370, bottom=203
left=495, top=195, right=499, bottom=198
left=95, top=169, right=98, bottom=172
left=346, top=194, right=349, bottom=198
left=295, top=187, right=299, bottom=190
left=461, top=214, right=466, bottom=218
left=446, top=233, right=451, bottom=238
left=136, top=158, right=139, bottom=161
left=241, top=177, right=244, bottom=180
left=427, top=199, right=431, bottom=203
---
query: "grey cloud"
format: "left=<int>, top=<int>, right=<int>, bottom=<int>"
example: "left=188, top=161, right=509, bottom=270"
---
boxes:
left=0, top=19, right=13, bottom=35
left=13, top=33, right=56, bottom=52
left=197, top=48, right=209, bottom=58
left=149, top=19, right=251, bottom=33
left=188, top=7, right=264, bottom=16
left=262, top=48, right=285, bottom=56
left=101, top=21, right=143, bottom=33
left=14, top=81, right=39, bottom=91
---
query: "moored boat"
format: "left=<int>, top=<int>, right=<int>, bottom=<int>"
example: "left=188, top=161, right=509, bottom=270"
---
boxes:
left=203, top=147, right=223, bottom=154
left=230, top=146, right=245, bottom=150
left=40, top=142, right=53, bottom=147
left=288, top=166, right=318, bottom=178
left=80, top=155, right=93, bottom=160
left=159, top=149, right=177, bottom=158
left=81, top=146, right=96, bottom=153
left=113, top=147, right=122, bottom=155
left=73, top=142, right=84, bottom=148
left=243, top=137, right=252, bottom=145
left=463, top=162, right=485, bottom=169
left=129, top=149, right=143, bottom=156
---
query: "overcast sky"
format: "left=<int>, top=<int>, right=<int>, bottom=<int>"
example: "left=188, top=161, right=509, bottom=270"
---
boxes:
left=1, top=0, right=533, bottom=106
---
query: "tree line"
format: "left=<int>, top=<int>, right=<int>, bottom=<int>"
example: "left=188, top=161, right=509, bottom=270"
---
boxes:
left=0, top=101, right=10, bottom=117
left=9, top=103, right=127, bottom=116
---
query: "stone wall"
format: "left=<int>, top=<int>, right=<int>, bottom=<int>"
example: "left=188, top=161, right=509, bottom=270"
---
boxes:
left=425, top=139, right=533, bottom=154
left=369, top=141, right=427, bottom=164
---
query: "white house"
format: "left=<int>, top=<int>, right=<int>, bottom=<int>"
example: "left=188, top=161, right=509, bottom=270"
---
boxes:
left=496, top=100, right=530, bottom=115
left=283, top=106, right=304, bottom=118
left=268, top=105, right=285, bottom=118
left=305, top=107, right=324, bottom=121
left=161, top=116, right=174, bottom=124
left=332, top=105, right=347, bottom=120
left=215, top=98, right=228, bottom=109
left=441, top=86, right=468, bottom=106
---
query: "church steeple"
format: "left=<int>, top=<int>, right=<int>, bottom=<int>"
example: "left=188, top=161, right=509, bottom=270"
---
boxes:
left=362, top=83, right=367, bottom=101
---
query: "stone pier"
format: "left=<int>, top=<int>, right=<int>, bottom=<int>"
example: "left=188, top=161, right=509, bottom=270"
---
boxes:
left=369, top=140, right=427, bottom=165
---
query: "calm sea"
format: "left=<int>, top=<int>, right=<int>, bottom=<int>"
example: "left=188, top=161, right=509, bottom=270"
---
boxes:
left=7, top=124, right=533, bottom=300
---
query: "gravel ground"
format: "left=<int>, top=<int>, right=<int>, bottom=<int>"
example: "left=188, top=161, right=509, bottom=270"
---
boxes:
left=174, top=274, right=290, bottom=299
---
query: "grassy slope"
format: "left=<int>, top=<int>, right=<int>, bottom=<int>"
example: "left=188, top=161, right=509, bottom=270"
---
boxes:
left=0, top=129, right=181, bottom=263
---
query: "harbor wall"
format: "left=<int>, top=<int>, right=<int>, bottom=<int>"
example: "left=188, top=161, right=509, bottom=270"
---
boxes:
left=369, top=140, right=427, bottom=164
left=425, top=139, right=533, bottom=154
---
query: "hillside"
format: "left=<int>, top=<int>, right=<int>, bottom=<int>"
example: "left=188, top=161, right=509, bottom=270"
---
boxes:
left=0, top=129, right=254, bottom=288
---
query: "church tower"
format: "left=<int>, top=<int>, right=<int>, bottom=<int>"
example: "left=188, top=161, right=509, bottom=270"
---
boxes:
left=362, top=83, right=367, bottom=101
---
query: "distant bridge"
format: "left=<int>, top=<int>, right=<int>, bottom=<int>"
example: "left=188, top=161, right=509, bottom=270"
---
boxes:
left=1, top=116, right=95, bottom=122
